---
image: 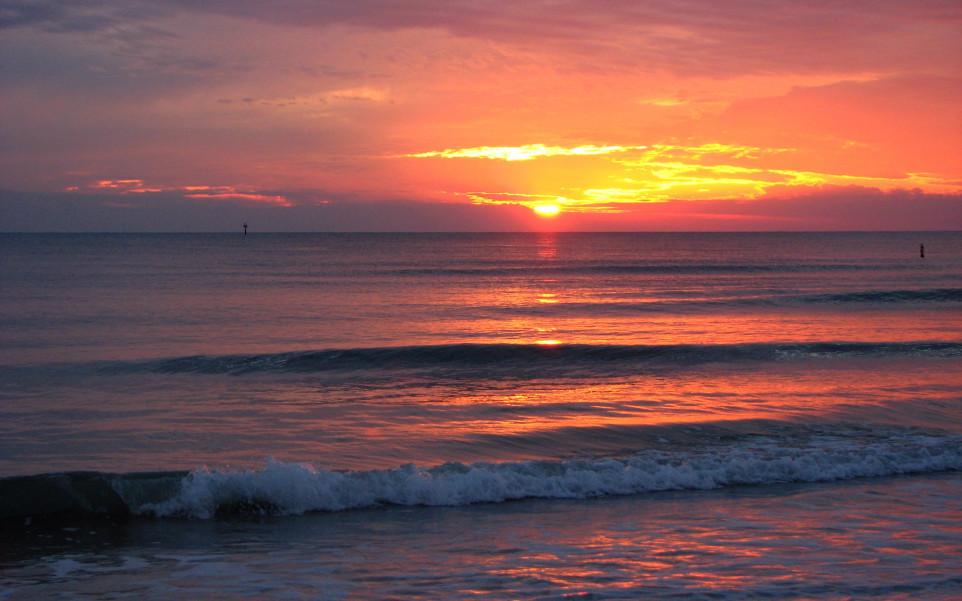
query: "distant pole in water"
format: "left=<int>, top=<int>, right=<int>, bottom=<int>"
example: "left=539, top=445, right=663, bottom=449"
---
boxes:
left=920, top=243, right=924, bottom=258
left=243, top=222, right=248, bottom=235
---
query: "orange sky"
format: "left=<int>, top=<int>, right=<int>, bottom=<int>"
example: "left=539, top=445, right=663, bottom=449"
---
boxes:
left=1, top=1, right=960, bottom=230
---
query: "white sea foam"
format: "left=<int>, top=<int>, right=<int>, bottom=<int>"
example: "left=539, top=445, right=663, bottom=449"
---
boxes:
left=140, top=433, right=962, bottom=519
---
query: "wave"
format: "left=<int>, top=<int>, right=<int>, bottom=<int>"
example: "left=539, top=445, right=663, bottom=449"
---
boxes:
left=3, top=428, right=960, bottom=521
left=804, top=288, right=962, bottom=304
left=132, top=341, right=962, bottom=376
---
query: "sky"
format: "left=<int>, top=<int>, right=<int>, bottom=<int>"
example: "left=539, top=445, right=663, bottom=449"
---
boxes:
left=1, top=0, right=960, bottom=231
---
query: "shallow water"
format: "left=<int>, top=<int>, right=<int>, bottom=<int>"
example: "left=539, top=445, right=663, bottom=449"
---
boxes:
left=3, top=474, right=961, bottom=600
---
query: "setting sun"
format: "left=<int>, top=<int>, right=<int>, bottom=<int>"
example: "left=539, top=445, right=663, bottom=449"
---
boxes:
left=533, top=204, right=561, bottom=217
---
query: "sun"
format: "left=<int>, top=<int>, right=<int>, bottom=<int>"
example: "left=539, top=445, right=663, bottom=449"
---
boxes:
left=533, top=203, right=561, bottom=217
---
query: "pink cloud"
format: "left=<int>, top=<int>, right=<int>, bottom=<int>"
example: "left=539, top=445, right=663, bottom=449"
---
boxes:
left=185, top=192, right=292, bottom=206
left=70, top=180, right=293, bottom=206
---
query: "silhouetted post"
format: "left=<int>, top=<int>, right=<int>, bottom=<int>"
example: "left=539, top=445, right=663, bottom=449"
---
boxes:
left=243, top=222, right=248, bottom=235
left=920, top=243, right=924, bottom=259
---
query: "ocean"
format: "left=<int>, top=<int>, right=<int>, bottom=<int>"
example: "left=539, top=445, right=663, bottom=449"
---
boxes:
left=1, top=231, right=960, bottom=600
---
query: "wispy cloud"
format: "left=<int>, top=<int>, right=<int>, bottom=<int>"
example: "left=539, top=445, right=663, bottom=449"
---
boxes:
left=432, top=142, right=960, bottom=214
left=8, top=1, right=957, bottom=77
left=407, top=144, right=645, bottom=161
left=68, top=180, right=292, bottom=206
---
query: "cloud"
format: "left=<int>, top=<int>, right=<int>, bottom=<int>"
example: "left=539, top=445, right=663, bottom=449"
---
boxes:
left=158, top=2, right=955, bottom=53
left=6, top=1, right=959, bottom=77
left=723, top=187, right=962, bottom=231
left=1, top=1, right=123, bottom=32
left=0, top=188, right=536, bottom=232
left=407, top=144, right=645, bottom=161
left=183, top=192, right=292, bottom=206
left=82, top=179, right=165, bottom=193
left=4, top=187, right=958, bottom=232
left=409, top=141, right=958, bottom=214
left=66, top=180, right=294, bottom=206
left=193, top=1, right=959, bottom=78
left=544, top=187, right=962, bottom=231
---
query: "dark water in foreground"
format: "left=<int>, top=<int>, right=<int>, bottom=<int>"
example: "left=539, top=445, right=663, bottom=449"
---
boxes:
left=2, top=232, right=961, bottom=599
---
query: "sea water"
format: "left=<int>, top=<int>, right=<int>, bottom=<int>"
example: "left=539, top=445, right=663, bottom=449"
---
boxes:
left=1, top=232, right=961, bottom=599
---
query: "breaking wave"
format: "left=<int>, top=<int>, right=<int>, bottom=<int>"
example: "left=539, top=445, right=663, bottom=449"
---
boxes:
left=4, top=427, right=960, bottom=521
